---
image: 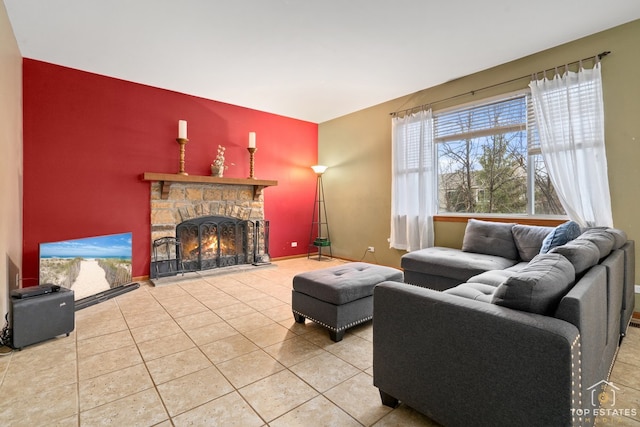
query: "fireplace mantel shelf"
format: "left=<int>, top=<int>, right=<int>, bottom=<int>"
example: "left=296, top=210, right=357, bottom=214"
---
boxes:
left=142, top=172, right=278, bottom=200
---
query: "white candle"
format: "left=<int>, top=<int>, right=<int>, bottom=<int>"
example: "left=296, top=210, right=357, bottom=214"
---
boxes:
left=248, top=132, right=256, bottom=148
left=178, top=120, right=187, bottom=139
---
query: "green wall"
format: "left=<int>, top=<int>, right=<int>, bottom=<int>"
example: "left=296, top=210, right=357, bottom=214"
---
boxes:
left=318, top=19, right=640, bottom=290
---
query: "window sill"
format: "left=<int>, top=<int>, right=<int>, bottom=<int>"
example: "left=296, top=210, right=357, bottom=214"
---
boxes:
left=434, top=214, right=567, bottom=227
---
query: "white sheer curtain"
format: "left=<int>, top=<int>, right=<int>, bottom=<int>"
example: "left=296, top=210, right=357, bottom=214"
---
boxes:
left=390, top=109, right=437, bottom=251
left=529, top=61, right=613, bottom=227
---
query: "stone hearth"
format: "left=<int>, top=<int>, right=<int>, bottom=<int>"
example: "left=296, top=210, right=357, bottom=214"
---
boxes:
left=149, top=181, right=265, bottom=243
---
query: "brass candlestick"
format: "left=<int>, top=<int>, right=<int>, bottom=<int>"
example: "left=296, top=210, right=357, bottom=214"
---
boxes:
left=176, top=138, right=189, bottom=175
left=247, top=147, right=257, bottom=179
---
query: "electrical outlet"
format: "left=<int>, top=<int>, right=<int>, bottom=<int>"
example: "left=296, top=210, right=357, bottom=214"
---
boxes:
left=291, top=241, right=298, bottom=247
left=367, top=246, right=375, bottom=253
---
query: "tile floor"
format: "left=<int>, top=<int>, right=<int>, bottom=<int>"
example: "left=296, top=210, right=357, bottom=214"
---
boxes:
left=0, top=257, right=638, bottom=426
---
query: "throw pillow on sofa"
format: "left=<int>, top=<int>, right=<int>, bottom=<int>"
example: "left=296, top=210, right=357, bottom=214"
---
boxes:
left=539, top=221, right=581, bottom=254
left=512, top=224, right=554, bottom=261
left=549, top=239, right=600, bottom=275
left=491, top=253, right=576, bottom=315
left=462, top=219, right=518, bottom=260
left=578, top=228, right=616, bottom=258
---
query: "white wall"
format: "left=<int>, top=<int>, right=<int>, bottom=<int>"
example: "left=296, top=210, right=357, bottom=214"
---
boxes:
left=0, top=0, right=23, bottom=318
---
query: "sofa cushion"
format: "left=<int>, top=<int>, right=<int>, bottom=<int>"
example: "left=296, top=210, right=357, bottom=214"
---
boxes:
left=467, top=269, right=517, bottom=287
left=539, top=221, right=581, bottom=254
left=512, top=224, right=554, bottom=261
left=550, top=239, right=600, bottom=275
left=462, top=219, right=518, bottom=260
left=401, top=247, right=518, bottom=281
left=492, top=253, right=576, bottom=315
left=444, top=282, right=496, bottom=303
left=606, top=228, right=627, bottom=250
left=578, top=228, right=615, bottom=259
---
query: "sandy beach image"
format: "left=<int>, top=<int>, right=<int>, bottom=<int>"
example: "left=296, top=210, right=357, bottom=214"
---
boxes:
left=71, top=259, right=111, bottom=300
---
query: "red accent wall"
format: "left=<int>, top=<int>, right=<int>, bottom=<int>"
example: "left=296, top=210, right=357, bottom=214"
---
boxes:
left=22, top=59, right=318, bottom=281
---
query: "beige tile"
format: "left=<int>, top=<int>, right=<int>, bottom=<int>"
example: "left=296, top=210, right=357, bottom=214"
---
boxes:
left=325, top=335, right=373, bottom=370
left=226, top=312, right=275, bottom=333
left=324, top=372, right=392, bottom=425
left=217, top=349, right=285, bottom=388
left=262, top=303, right=294, bottom=322
left=200, top=333, right=259, bottom=363
left=157, top=366, right=233, bottom=416
left=174, top=310, right=223, bottom=330
left=77, top=329, right=134, bottom=358
left=0, top=381, right=78, bottom=425
left=213, top=302, right=258, bottom=320
left=200, top=294, right=241, bottom=310
left=270, top=395, right=360, bottom=427
left=148, top=285, right=190, bottom=302
left=609, top=385, right=640, bottom=422
left=618, top=329, right=640, bottom=368
left=243, top=322, right=298, bottom=347
left=349, top=322, right=373, bottom=342
left=145, top=347, right=211, bottom=385
left=137, top=331, right=196, bottom=362
left=289, top=352, right=360, bottom=392
left=80, top=388, right=168, bottom=426
left=129, top=319, right=182, bottom=344
left=263, top=336, right=324, bottom=367
left=245, top=295, right=285, bottom=311
left=79, top=363, right=153, bottom=411
left=52, top=414, right=80, bottom=426
left=1, top=357, right=77, bottom=393
left=611, top=361, right=640, bottom=389
left=122, top=307, right=173, bottom=329
left=279, top=318, right=327, bottom=336
left=372, top=404, right=442, bottom=426
left=185, top=320, right=239, bottom=346
left=172, top=391, right=263, bottom=427
left=161, top=298, right=209, bottom=318
left=224, top=287, right=269, bottom=302
left=78, top=344, right=142, bottom=381
left=75, top=299, right=120, bottom=322
left=76, top=315, right=128, bottom=340
left=239, top=369, right=318, bottom=422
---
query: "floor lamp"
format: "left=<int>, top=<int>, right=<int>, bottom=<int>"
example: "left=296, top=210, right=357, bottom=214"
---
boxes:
left=308, top=165, right=332, bottom=260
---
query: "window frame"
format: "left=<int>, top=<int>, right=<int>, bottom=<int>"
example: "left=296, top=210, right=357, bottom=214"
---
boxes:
left=431, top=89, right=566, bottom=218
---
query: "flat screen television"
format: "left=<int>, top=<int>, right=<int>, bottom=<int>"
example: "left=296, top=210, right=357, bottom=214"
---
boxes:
left=39, top=232, right=133, bottom=301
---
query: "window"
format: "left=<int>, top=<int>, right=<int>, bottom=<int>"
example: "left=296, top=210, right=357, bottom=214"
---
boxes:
left=434, top=92, right=564, bottom=215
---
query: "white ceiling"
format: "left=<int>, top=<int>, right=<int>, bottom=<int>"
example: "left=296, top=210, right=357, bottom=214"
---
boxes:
left=5, top=1, right=640, bottom=123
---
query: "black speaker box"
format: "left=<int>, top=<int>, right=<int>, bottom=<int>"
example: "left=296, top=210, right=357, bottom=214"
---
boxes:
left=10, top=287, right=75, bottom=349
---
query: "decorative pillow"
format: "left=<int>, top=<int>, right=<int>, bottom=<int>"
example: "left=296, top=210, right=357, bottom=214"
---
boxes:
left=605, top=228, right=627, bottom=250
left=539, top=221, right=581, bottom=254
left=549, top=239, right=600, bottom=275
left=578, top=228, right=616, bottom=258
left=492, top=253, right=575, bottom=315
left=462, top=219, right=518, bottom=260
left=512, top=224, right=554, bottom=261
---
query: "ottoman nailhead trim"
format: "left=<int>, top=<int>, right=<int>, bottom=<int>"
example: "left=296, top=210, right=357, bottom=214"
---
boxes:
left=292, top=309, right=372, bottom=332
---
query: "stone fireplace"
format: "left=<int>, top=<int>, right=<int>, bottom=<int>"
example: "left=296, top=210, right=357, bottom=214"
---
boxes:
left=144, top=173, right=277, bottom=279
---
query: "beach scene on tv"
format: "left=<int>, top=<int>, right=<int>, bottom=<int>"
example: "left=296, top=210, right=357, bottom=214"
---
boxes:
left=39, top=232, right=132, bottom=301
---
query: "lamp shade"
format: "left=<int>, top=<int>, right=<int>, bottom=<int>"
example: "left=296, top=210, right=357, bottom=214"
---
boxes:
left=311, top=165, right=328, bottom=175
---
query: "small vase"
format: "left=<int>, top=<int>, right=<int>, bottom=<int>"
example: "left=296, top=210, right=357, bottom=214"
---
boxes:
left=211, top=165, right=224, bottom=177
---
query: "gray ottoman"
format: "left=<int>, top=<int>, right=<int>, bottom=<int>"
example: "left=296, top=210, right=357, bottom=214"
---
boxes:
left=292, top=262, right=403, bottom=341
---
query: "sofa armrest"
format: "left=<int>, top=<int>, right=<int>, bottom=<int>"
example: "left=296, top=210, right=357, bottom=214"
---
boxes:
left=373, top=281, right=581, bottom=427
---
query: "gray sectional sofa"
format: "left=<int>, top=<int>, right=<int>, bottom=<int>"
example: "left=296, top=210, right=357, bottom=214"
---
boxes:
left=373, top=219, right=635, bottom=427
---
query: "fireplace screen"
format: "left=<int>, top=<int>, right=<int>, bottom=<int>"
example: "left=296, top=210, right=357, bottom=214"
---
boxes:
left=170, top=216, right=267, bottom=273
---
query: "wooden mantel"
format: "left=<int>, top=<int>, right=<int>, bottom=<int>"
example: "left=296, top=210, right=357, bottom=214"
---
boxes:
left=142, top=172, right=278, bottom=200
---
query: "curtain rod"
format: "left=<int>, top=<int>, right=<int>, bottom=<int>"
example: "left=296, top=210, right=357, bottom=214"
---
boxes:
left=390, top=51, right=611, bottom=117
